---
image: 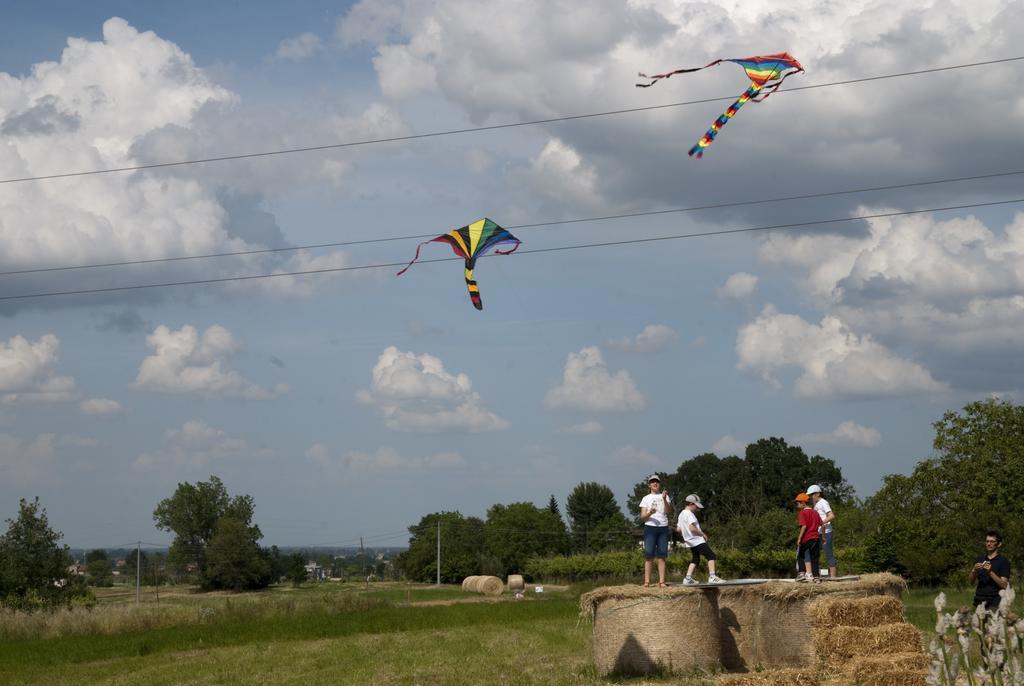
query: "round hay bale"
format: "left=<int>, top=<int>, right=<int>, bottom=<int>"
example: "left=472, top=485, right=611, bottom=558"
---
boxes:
left=810, top=595, right=904, bottom=628
left=507, top=574, right=525, bottom=591
left=581, top=573, right=907, bottom=677
left=812, top=623, right=922, bottom=664
left=461, top=576, right=476, bottom=591
left=715, top=668, right=820, bottom=686
left=476, top=575, right=504, bottom=596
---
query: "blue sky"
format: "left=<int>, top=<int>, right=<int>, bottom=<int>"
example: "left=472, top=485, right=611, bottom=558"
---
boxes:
left=1, top=1, right=1023, bottom=548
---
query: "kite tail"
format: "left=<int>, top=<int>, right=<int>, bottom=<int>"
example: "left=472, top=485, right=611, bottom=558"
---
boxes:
left=635, top=60, right=723, bottom=88
left=688, top=83, right=762, bottom=159
left=464, top=258, right=482, bottom=310
left=396, top=239, right=434, bottom=276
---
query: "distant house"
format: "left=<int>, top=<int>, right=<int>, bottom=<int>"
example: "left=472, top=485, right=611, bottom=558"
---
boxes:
left=304, top=561, right=326, bottom=582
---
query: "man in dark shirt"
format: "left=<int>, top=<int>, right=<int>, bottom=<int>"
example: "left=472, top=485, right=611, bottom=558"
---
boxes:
left=969, top=530, right=1011, bottom=610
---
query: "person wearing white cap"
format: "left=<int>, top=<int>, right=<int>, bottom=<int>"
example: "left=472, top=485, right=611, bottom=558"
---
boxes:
left=678, top=494, right=724, bottom=585
left=807, top=485, right=836, bottom=577
left=639, top=474, right=672, bottom=587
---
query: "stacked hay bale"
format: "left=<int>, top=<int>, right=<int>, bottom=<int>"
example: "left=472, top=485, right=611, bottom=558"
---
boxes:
left=580, top=573, right=913, bottom=678
left=715, top=669, right=819, bottom=686
left=461, top=575, right=504, bottom=596
left=811, top=595, right=926, bottom=685
left=507, top=574, right=525, bottom=592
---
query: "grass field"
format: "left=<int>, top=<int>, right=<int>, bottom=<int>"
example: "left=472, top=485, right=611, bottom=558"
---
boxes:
left=1, top=580, right=1019, bottom=685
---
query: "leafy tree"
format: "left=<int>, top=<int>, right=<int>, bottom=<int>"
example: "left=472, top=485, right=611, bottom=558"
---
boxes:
left=85, top=549, right=109, bottom=564
left=285, top=553, right=307, bottom=587
left=203, top=517, right=270, bottom=591
left=484, top=502, right=570, bottom=575
left=153, top=476, right=266, bottom=589
left=566, top=482, right=630, bottom=553
left=396, top=512, right=485, bottom=583
left=123, top=549, right=150, bottom=584
left=86, top=558, right=114, bottom=587
left=0, top=498, right=91, bottom=610
left=546, top=494, right=562, bottom=519
left=866, top=399, right=1024, bottom=583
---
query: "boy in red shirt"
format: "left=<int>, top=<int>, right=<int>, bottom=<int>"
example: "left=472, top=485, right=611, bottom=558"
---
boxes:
left=794, top=492, right=821, bottom=583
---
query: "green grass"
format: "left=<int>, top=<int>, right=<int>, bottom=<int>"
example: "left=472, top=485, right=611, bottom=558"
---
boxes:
left=6, top=581, right=1016, bottom=685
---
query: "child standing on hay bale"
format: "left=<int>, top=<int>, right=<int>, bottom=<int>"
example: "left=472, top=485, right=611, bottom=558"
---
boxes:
left=795, top=493, right=822, bottom=582
left=678, top=494, right=724, bottom=585
left=807, top=485, right=836, bottom=578
left=639, top=474, right=673, bottom=587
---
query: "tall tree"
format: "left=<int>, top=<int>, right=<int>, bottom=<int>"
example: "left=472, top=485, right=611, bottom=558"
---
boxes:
left=566, top=482, right=631, bottom=553
left=0, top=498, right=89, bottom=609
left=867, top=399, right=1024, bottom=582
left=546, top=494, right=562, bottom=519
left=204, top=517, right=270, bottom=591
left=396, top=512, right=485, bottom=583
left=153, top=476, right=266, bottom=589
left=484, top=502, right=569, bottom=575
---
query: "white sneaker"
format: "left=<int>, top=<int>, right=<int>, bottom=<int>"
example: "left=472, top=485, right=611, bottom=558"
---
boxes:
left=707, top=575, right=725, bottom=584
left=795, top=572, right=807, bottom=581
left=682, top=576, right=699, bottom=586
left=796, top=574, right=810, bottom=582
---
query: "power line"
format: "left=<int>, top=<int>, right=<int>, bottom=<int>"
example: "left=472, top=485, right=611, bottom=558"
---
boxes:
left=2, top=167, right=1022, bottom=278
left=2, top=196, right=1020, bottom=302
left=1, top=55, right=1020, bottom=186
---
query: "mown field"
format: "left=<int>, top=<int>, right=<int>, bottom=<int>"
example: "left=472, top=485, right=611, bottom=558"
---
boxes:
left=0, top=580, right=1017, bottom=685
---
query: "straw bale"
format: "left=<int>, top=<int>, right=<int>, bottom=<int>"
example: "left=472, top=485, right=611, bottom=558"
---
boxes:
left=714, top=668, right=819, bottom=686
left=507, top=574, right=525, bottom=591
left=848, top=651, right=929, bottom=679
left=851, top=670, right=928, bottom=686
left=582, top=574, right=907, bottom=676
left=810, top=595, right=905, bottom=628
left=812, top=623, right=922, bottom=663
left=474, top=575, right=504, bottom=596
left=461, top=576, right=479, bottom=592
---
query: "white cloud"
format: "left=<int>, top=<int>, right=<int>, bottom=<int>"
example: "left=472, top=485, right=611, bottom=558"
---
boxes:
left=0, top=433, right=56, bottom=483
left=133, top=324, right=285, bottom=400
left=356, top=346, right=508, bottom=432
left=560, top=420, right=604, bottom=434
left=797, top=421, right=882, bottom=448
left=305, top=443, right=464, bottom=470
left=0, top=334, right=77, bottom=404
left=515, top=138, right=603, bottom=209
left=606, top=324, right=678, bottom=353
left=712, top=435, right=746, bottom=456
left=59, top=434, right=100, bottom=448
left=545, top=346, right=645, bottom=411
left=134, top=420, right=257, bottom=471
left=273, top=32, right=322, bottom=60
left=79, top=398, right=123, bottom=415
left=736, top=305, right=947, bottom=399
left=610, top=445, right=660, bottom=466
left=718, top=272, right=759, bottom=300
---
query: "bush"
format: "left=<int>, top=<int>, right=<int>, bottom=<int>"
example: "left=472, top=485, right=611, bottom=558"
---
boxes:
left=524, top=546, right=869, bottom=582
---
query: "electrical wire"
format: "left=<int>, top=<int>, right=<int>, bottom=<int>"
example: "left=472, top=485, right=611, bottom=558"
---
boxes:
left=2, top=167, right=1022, bottom=277
left=1, top=56, right=1020, bottom=186
left=2, top=196, right=1021, bottom=302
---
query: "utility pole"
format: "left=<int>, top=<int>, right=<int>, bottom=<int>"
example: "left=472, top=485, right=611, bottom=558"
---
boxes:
left=135, top=541, right=141, bottom=605
left=436, top=521, right=441, bottom=586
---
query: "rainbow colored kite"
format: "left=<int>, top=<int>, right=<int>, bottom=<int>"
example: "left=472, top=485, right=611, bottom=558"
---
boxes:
left=637, top=53, right=804, bottom=159
left=397, top=218, right=521, bottom=310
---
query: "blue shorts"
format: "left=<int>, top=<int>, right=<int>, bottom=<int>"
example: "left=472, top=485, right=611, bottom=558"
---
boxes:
left=643, top=525, right=669, bottom=559
left=822, top=530, right=836, bottom=567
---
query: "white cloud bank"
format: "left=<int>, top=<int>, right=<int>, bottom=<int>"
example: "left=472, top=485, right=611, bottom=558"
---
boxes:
left=356, top=346, right=509, bottom=432
left=79, top=398, right=123, bottom=415
left=134, top=420, right=256, bottom=471
left=0, top=334, right=76, bottom=404
left=606, top=324, right=678, bottom=353
left=797, top=421, right=882, bottom=448
left=133, top=324, right=286, bottom=399
left=736, top=305, right=947, bottom=399
left=273, top=32, right=322, bottom=60
left=545, top=346, right=645, bottom=411
left=0, top=433, right=56, bottom=483
left=712, top=435, right=746, bottom=456
left=718, top=272, right=759, bottom=300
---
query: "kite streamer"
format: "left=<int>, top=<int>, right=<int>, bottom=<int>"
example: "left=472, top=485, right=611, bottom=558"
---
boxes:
left=397, top=218, right=521, bottom=310
left=637, top=53, right=804, bottom=158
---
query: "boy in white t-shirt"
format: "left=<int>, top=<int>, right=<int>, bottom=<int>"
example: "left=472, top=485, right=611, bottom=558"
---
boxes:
left=677, top=494, right=724, bottom=585
left=639, top=474, right=672, bottom=587
left=807, top=484, right=836, bottom=577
